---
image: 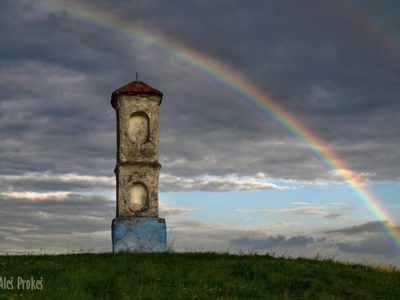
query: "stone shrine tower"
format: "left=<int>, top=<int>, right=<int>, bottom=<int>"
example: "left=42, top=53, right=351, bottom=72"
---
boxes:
left=111, top=80, right=166, bottom=252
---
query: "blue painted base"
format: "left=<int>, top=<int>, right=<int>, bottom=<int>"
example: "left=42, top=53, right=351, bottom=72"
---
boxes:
left=112, top=217, right=167, bottom=253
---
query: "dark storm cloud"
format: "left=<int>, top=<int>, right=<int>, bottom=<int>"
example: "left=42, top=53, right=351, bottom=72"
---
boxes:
left=0, top=22, right=118, bottom=176
left=229, top=221, right=400, bottom=258
left=0, top=1, right=127, bottom=74
left=337, top=236, right=400, bottom=257
left=0, top=0, right=399, bottom=186
left=323, top=221, right=391, bottom=235
left=149, top=0, right=400, bottom=181
left=230, top=235, right=315, bottom=250
left=0, top=193, right=113, bottom=234
left=0, top=193, right=114, bottom=251
left=322, top=221, right=400, bottom=257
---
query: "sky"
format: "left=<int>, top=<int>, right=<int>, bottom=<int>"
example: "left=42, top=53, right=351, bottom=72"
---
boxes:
left=0, top=0, right=399, bottom=266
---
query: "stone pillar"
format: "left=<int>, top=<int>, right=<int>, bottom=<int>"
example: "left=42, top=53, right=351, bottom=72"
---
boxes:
left=111, top=80, right=166, bottom=252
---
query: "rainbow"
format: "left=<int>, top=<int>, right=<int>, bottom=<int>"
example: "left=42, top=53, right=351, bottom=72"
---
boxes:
left=29, top=1, right=399, bottom=246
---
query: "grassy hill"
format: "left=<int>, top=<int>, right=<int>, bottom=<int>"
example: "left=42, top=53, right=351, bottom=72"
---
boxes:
left=0, top=252, right=399, bottom=299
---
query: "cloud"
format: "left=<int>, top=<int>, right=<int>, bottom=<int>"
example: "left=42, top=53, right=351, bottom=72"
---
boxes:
left=280, top=207, right=342, bottom=219
left=323, top=221, right=391, bottom=235
left=261, top=206, right=343, bottom=219
left=1, top=191, right=72, bottom=201
left=230, top=235, right=315, bottom=250
left=0, top=172, right=115, bottom=193
left=159, top=201, right=195, bottom=217
left=0, top=171, right=287, bottom=193
left=0, top=192, right=114, bottom=252
left=337, top=236, right=400, bottom=257
left=291, top=202, right=314, bottom=206
left=236, top=201, right=355, bottom=219
left=159, top=173, right=285, bottom=192
left=322, top=221, right=400, bottom=257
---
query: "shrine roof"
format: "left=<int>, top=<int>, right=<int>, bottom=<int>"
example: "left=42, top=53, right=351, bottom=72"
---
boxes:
left=111, top=80, right=163, bottom=108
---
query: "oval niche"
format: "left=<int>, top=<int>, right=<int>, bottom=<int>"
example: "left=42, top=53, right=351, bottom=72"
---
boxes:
left=128, top=111, right=150, bottom=143
left=129, top=182, right=148, bottom=212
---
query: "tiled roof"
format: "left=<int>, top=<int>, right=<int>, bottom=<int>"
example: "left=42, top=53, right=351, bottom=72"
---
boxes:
left=111, top=80, right=163, bottom=108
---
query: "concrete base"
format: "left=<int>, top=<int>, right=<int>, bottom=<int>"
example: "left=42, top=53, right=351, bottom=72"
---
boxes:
left=112, top=217, right=167, bottom=253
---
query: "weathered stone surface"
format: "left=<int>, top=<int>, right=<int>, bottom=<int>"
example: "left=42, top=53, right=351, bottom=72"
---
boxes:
left=111, top=82, right=163, bottom=217
left=112, top=217, right=166, bottom=253
left=116, top=162, right=160, bottom=217
left=116, top=95, right=160, bottom=163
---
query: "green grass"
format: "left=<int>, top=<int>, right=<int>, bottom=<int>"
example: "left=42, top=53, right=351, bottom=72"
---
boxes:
left=0, top=252, right=399, bottom=299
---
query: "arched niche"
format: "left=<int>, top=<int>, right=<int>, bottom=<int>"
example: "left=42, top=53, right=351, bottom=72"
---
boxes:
left=129, top=182, right=148, bottom=212
left=128, top=111, right=150, bottom=143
